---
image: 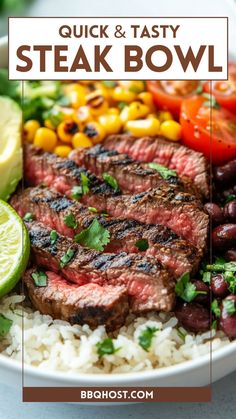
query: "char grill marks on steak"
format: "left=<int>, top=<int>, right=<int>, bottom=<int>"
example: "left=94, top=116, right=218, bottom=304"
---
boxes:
left=11, top=187, right=200, bottom=278
left=26, top=221, right=175, bottom=313
left=69, top=144, right=199, bottom=197
left=24, top=268, right=129, bottom=331
left=104, top=134, right=209, bottom=198
left=23, top=145, right=208, bottom=250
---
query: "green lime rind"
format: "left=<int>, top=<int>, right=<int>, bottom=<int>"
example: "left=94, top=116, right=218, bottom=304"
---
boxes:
left=0, top=200, right=30, bottom=298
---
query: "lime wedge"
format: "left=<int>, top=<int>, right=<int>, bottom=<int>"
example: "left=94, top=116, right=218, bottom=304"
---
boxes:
left=0, top=96, right=22, bottom=201
left=0, top=200, right=30, bottom=298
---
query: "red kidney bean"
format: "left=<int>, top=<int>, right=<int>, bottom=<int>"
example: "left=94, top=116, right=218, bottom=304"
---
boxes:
left=212, top=224, right=236, bottom=250
left=193, top=280, right=210, bottom=304
left=224, top=201, right=236, bottom=222
left=211, top=274, right=229, bottom=298
left=204, top=203, right=224, bottom=225
left=214, top=159, right=236, bottom=185
left=225, top=248, right=236, bottom=261
left=175, top=301, right=210, bottom=332
left=220, top=295, right=236, bottom=338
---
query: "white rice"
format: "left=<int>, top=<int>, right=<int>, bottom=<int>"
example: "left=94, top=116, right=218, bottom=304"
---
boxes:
left=0, top=294, right=230, bottom=374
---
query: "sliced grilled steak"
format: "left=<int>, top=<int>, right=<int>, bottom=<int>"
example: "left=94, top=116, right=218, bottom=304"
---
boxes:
left=24, top=268, right=129, bottom=331
left=69, top=144, right=199, bottom=197
left=23, top=145, right=208, bottom=249
left=104, top=134, right=209, bottom=198
left=26, top=222, right=175, bottom=313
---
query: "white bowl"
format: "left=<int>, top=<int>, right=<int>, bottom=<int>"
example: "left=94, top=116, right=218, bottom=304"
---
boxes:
left=1, top=34, right=236, bottom=396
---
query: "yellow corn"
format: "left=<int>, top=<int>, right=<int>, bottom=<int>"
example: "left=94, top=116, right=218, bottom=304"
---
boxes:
left=106, top=107, right=119, bottom=115
left=44, top=119, right=55, bottom=130
left=72, top=133, right=93, bottom=149
left=54, top=145, right=72, bottom=157
left=119, top=80, right=145, bottom=93
left=24, top=120, right=41, bottom=142
left=120, top=101, right=150, bottom=123
left=112, top=86, right=136, bottom=103
left=86, top=92, right=108, bottom=116
left=159, top=120, right=182, bottom=141
left=33, top=127, right=57, bottom=152
left=125, top=117, right=160, bottom=137
left=57, top=120, right=79, bottom=143
left=83, top=122, right=106, bottom=144
left=157, top=111, right=174, bottom=123
left=98, top=114, right=122, bottom=135
left=73, top=106, right=92, bottom=124
left=138, top=92, right=155, bottom=111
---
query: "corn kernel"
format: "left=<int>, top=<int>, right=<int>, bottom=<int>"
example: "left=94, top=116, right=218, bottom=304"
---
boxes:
left=33, top=127, right=57, bottom=152
left=98, top=114, right=122, bottom=135
left=112, top=86, right=136, bottom=103
left=157, top=111, right=174, bottom=123
left=57, top=120, right=79, bottom=143
left=125, top=117, right=160, bottom=137
left=159, top=120, right=182, bottom=141
left=83, top=122, right=106, bottom=144
left=72, top=132, right=93, bottom=149
left=120, top=101, right=149, bottom=123
left=24, top=120, right=40, bottom=142
left=44, top=119, right=56, bottom=130
left=119, top=80, right=145, bottom=93
left=106, top=107, right=119, bottom=115
left=54, top=145, right=72, bottom=158
left=86, top=92, right=108, bottom=116
left=73, top=106, right=92, bottom=124
left=138, top=92, right=155, bottom=111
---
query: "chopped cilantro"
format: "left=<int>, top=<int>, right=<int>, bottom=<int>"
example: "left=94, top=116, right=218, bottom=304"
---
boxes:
left=0, top=314, right=13, bottom=337
left=118, top=101, right=127, bottom=110
left=43, top=107, right=63, bottom=128
left=64, top=213, right=77, bottom=229
left=211, top=320, right=217, bottom=330
left=223, top=300, right=236, bottom=316
left=148, top=163, right=177, bottom=180
left=23, top=212, right=34, bottom=222
left=224, top=271, right=236, bottom=294
left=211, top=299, right=221, bottom=318
left=175, top=272, right=207, bottom=303
left=71, top=185, right=82, bottom=200
left=74, top=219, right=110, bottom=252
left=102, top=173, right=119, bottom=191
left=88, top=207, right=98, bottom=213
left=202, top=93, right=220, bottom=109
left=102, top=81, right=116, bottom=88
left=225, top=194, right=236, bottom=203
left=96, top=338, right=120, bottom=358
left=138, top=326, right=159, bottom=351
left=60, top=248, right=75, bottom=268
left=81, top=172, right=90, bottom=195
left=50, top=230, right=58, bottom=245
left=31, top=270, right=48, bottom=287
left=202, top=271, right=211, bottom=284
left=135, top=239, right=149, bottom=251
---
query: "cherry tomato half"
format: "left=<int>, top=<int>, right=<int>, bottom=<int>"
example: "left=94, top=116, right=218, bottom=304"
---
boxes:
left=203, top=63, right=236, bottom=113
left=147, top=80, right=201, bottom=118
left=180, top=95, right=236, bottom=165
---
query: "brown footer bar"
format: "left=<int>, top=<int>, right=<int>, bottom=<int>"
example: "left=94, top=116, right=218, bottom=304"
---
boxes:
left=23, top=387, right=212, bottom=403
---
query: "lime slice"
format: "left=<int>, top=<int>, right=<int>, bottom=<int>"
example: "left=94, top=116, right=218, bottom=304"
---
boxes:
left=0, top=200, right=30, bottom=298
left=0, top=96, right=22, bottom=201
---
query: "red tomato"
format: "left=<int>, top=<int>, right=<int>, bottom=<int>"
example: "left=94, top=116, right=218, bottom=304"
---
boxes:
left=203, top=63, right=236, bottom=113
left=147, top=80, right=200, bottom=118
left=180, top=95, right=236, bottom=165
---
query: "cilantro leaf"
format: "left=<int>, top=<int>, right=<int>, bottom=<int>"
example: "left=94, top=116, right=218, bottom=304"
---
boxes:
left=224, top=271, right=236, bottom=294
left=96, top=338, right=120, bottom=358
left=102, top=81, right=116, bottom=88
left=31, top=270, right=48, bottom=287
left=0, top=314, right=13, bottom=337
left=64, top=213, right=78, bottom=229
left=74, top=219, right=110, bottom=252
left=175, top=272, right=206, bottom=302
left=148, top=163, right=177, bottom=180
left=102, top=173, right=119, bottom=191
left=223, top=299, right=236, bottom=316
left=138, top=326, right=159, bottom=351
left=88, top=207, right=98, bottom=213
left=211, top=299, right=221, bottom=318
left=60, top=248, right=75, bottom=268
left=202, top=271, right=211, bottom=284
left=43, top=107, right=63, bottom=128
left=225, top=194, right=236, bottom=203
left=81, top=172, right=90, bottom=195
left=211, top=320, right=217, bottom=330
left=135, top=239, right=149, bottom=251
left=50, top=230, right=58, bottom=245
left=71, top=186, right=82, bottom=200
left=23, top=212, right=34, bottom=222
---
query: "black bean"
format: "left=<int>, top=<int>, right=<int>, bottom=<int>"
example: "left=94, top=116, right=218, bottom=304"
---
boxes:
left=193, top=280, right=210, bottom=304
left=225, top=248, right=236, bottom=261
left=212, top=224, right=236, bottom=250
left=204, top=203, right=224, bottom=225
left=224, top=201, right=236, bottom=222
left=175, top=301, right=210, bottom=333
left=220, top=295, right=236, bottom=338
left=214, top=159, right=236, bottom=185
left=211, top=274, right=229, bottom=298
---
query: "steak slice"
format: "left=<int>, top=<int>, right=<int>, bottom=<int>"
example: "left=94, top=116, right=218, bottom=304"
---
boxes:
left=69, top=144, right=199, bottom=197
left=23, top=145, right=208, bottom=249
left=11, top=187, right=200, bottom=278
left=24, top=268, right=129, bottom=331
left=26, top=222, right=175, bottom=313
left=104, top=134, right=209, bottom=198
